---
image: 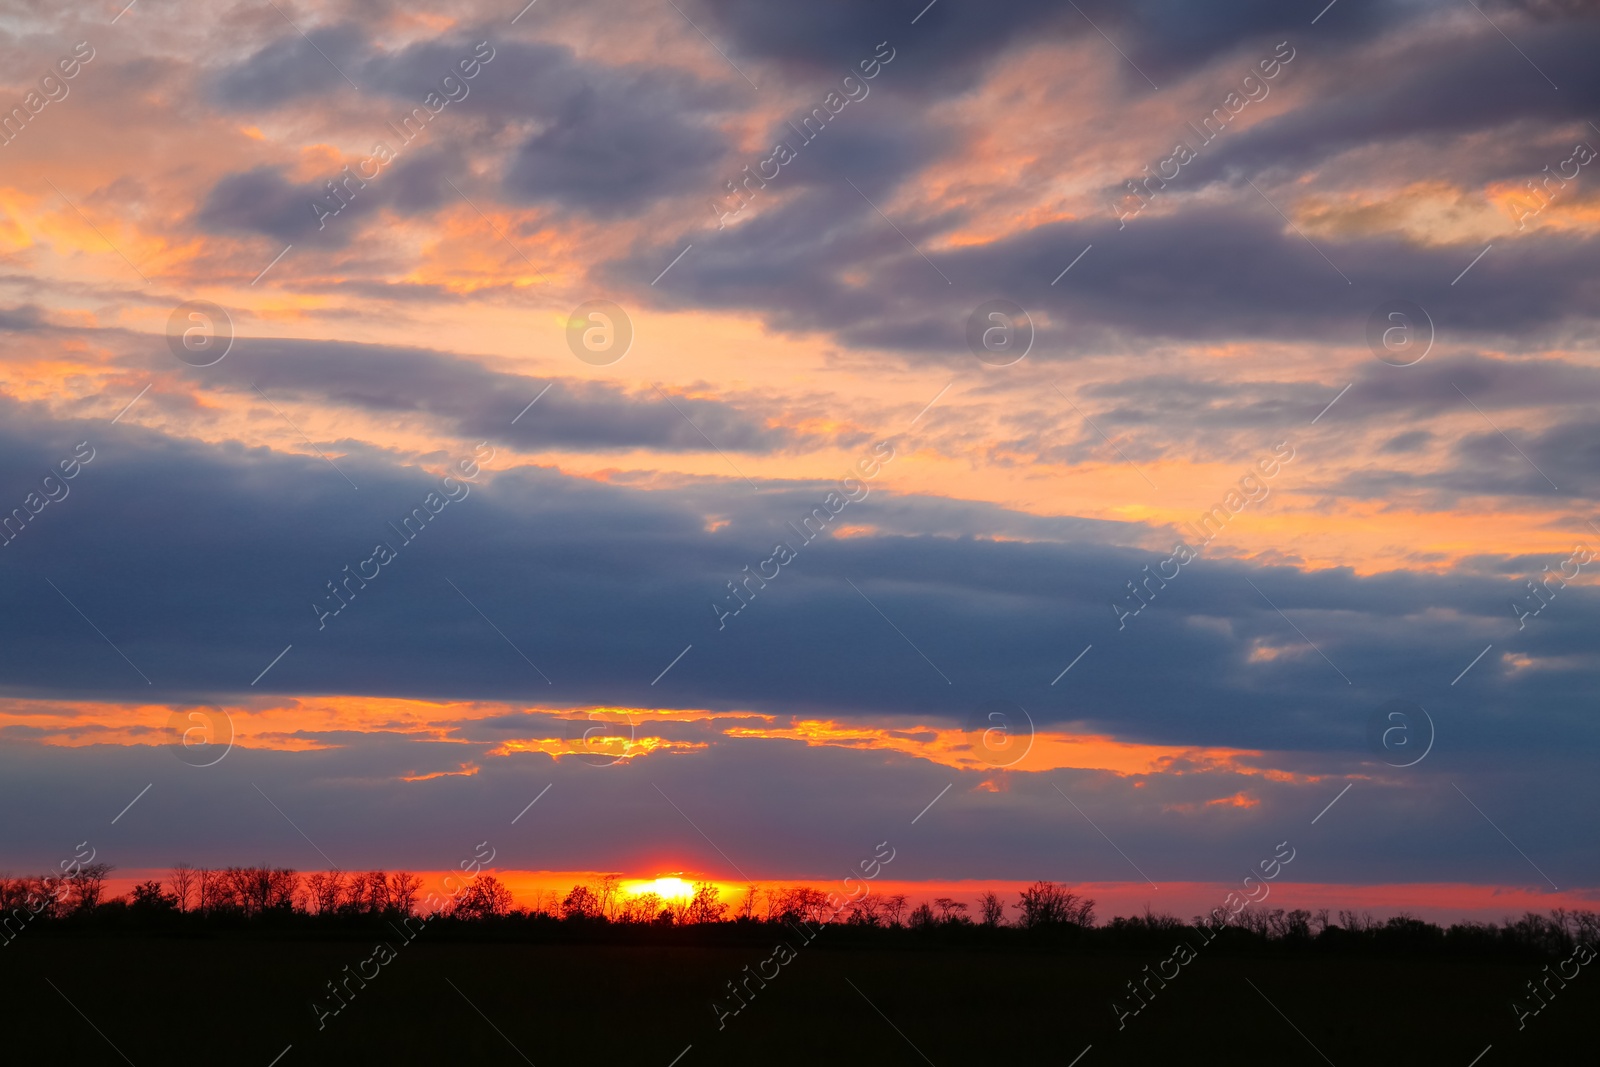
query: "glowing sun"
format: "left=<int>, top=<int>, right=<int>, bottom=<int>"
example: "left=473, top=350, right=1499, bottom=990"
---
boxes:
left=625, top=876, right=694, bottom=900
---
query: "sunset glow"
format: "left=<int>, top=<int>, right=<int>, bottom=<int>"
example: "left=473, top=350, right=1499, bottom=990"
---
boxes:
left=625, top=877, right=696, bottom=901
left=2, top=2, right=1598, bottom=1059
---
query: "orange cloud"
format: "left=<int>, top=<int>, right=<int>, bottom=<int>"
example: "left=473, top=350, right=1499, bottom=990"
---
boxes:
left=722, top=716, right=1307, bottom=780
left=0, top=695, right=1325, bottom=784
left=401, top=762, right=480, bottom=782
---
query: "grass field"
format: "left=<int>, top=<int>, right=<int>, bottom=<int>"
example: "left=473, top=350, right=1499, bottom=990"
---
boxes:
left=4, top=932, right=1592, bottom=1064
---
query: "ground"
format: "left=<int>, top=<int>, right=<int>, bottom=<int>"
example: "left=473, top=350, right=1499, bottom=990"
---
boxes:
left=5, top=933, right=1591, bottom=1064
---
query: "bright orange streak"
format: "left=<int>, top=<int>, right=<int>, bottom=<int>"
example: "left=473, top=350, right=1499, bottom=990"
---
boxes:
left=721, top=718, right=1308, bottom=780
left=0, top=695, right=1327, bottom=783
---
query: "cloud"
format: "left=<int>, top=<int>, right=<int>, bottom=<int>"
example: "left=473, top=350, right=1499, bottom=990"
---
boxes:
left=6, top=0, right=1600, bottom=899
left=211, top=22, right=366, bottom=109
left=1, top=712, right=1595, bottom=889
left=0, top=391, right=1594, bottom=771
left=618, top=194, right=1600, bottom=360
left=161, top=336, right=804, bottom=454
left=0, top=304, right=48, bottom=331
left=688, top=0, right=1419, bottom=92
left=196, top=165, right=364, bottom=245
left=1380, top=429, right=1432, bottom=454
left=1181, top=18, right=1600, bottom=188
left=208, top=29, right=733, bottom=220
left=502, top=78, right=727, bottom=215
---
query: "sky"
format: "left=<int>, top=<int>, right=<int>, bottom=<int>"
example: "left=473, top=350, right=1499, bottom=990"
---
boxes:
left=1, top=0, right=1598, bottom=923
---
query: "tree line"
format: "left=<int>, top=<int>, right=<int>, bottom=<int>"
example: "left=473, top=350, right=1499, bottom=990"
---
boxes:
left=4, top=864, right=1595, bottom=959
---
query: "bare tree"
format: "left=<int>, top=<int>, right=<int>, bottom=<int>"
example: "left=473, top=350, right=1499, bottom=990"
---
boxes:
left=786, top=886, right=829, bottom=924
left=739, top=884, right=759, bottom=920
left=345, top=871, right=370, bottom=913
left=885, top=893, right=908, bottom=927
left=1283, top=909, right=1313, bottom=939
left=561, top=884, right=601, bottom=920
left=304, top=872, right=329, bottom=915
left=620, top=891, right=663, bottom=923
left=269, top=868, right=299, bottom=910
left=685, top=882, right=727, bottom=924
left=1137, top=906, right=1183, bottom=932
left=168, top=864, right=196, bottom=913
left=1014, top=881, right=1095, bottom=928
left=19, top=875, right=65, bottom=919
left=452, top=875, right=513, bottom=919
left=226, top=868, right=267, bottom=915
left=388, top=872, right=422, bottom=915
left=212, top=867, right=299, bottom=915
left=979, top=890, right=1006, bottom=927
left=592, top=874, right=621, bottom=920
left=1238, top=907, right=1272, bottom=937
left=1338, top=909, right=1376, bottom=933
left=305, top=870, right=344, bottom=915
left=363, top=871, right=390, bottom=913
left=196, top=868, right=216, bottom=915
left=846, top=897, right=885, bottom=926
left=65, top=862, right=113, bottom=911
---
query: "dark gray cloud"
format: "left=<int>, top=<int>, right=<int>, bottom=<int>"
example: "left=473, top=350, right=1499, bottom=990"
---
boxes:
left=174, top=335, right=805, bottom=454
left=1443, top=414, right=1600, bottom=499
left=0, top=393, right=1592, bottom=765
left=195, top=164, right=369, bottom=246
left=197, top=145, right=470, bottom=245
left=502, top=79, right=725, bottom=214
left=1055, top=354, right=1600, bottom=466
left=616, top=192, right=1600, bottom=358
left=688, top=0, right=1414, bottom=92
left=1180, top=19, right=1600, bottom=190
left=211, top=22, right=365, bottom=108
left=689, top=0, right=1070, bottom=92
left=0, top=304, right=47, bottom=331
left=211, top=28, right=732, bottom=219
left=1120, top=0, right=1410, bottom=82
left=1380, top=429, right=1432, bottom=453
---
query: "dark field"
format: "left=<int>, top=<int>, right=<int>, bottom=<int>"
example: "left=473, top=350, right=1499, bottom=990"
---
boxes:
left=3, top=933, right=1591, bottom=1065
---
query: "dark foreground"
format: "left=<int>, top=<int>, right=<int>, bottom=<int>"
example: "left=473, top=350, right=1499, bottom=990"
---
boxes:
left=3, top=934, right=1592, bottom=1064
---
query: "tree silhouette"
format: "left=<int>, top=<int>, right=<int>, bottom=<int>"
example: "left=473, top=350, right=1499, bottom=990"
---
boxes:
left=561, top=883, right=601, bottom=920
left=596, top=874, right=622, bottom=920
left=453, top=875, right=513, bottom=919
left=168, top=864, right=196, bottom=913
left=389, top=871, right=422, bottom=915
left=130, top=881, right=177, bottom=914
left=1014, top=881, right=1095, bottom=928
left=305, top=871, right=344, bottom=915
left=65, top=862, right=114, bottom=912
left=619, top=891, right=664, bottom=923
left=685, top=882, right=726, bottom=924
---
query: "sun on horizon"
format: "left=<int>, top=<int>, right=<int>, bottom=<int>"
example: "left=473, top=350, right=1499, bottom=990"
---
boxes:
left=624, top=876, right=697, bottom=901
